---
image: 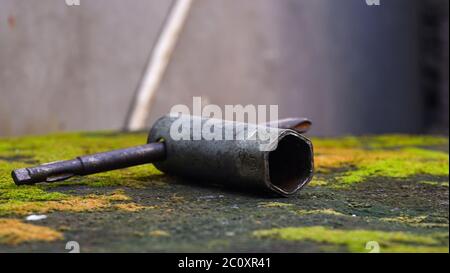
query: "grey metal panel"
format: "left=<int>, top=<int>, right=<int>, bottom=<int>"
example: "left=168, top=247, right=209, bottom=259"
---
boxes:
left=0, top=0, right=172, bottom=136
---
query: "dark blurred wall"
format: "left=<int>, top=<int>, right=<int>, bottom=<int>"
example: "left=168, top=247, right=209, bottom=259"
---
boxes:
left=148, top=0, right=425, bottom=136
left=419, top=0, right=449, bottom=134
left=0, top=0, right=447, bottom=137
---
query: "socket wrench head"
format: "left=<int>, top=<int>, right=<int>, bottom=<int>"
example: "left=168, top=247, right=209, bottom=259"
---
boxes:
left=148, top=115, right=314, bottom=196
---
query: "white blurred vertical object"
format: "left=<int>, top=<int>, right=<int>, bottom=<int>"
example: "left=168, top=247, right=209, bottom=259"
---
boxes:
left=126, top=0, right=194, bottom=131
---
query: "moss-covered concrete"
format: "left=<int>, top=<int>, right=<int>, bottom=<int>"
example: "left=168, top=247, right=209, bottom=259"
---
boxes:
left=0, top=133, right=448, bottom=252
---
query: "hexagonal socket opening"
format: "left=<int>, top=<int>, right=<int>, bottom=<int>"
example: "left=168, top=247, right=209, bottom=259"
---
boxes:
left=268, top=133, right=313, bottom=195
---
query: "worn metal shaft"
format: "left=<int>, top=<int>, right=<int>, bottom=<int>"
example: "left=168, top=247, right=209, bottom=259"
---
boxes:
left=12, top=116, right=313, bottom=196
left=12, top=143, right=166, bottom=185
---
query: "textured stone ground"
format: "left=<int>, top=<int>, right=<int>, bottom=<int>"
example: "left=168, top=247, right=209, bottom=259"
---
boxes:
left=0, top=133, right=448, bottom=252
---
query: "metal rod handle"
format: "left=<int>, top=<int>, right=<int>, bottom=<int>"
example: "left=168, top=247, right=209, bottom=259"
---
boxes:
left=12, top=143, right=166, bottom=185
left=11, top=117, right=311, bottom=186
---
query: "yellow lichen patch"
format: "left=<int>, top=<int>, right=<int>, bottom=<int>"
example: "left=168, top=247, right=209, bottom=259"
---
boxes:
left=106, top=190, right=131, bottom=201
left=253, top=226, right=449, bottom=253
left=0, top=190, right=142, bottom=215
left=0, top=196, right=110, bottom=215
left=113, top=203, right=148, bottom=212
left=257, top=202, right=293, bottom=208
left=419, top=181, right=449, bottom=187
left=296, top=209, right=345, bottom=216
left=381, top=215, right=428, bottom=223
left=314, top=147, right=365, bottom=172
left=380, top=216, right=449, bottom=228
left=149, top=230, right=170, bottom=237
left=0, top=219, right=63, bottom=245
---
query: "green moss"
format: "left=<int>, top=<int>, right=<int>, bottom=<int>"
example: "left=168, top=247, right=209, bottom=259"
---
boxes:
left=0, top=132, right=156, bottom=189
left=339, top=148, right=449, bottom=184
left=0, top=187, right=68, bottom=202
left=365, top=135, right=448, bottom=149
left=253, top=226, right=448, bottom=253
left=0, top=161, right=69, bottom=207
left=0, top=131, right=146, bottom=163
left=313, top=135, right=448, bottom=150
left=0, top=132, right=158, bottom=216
left=308, top=177, right=328, bottom=187
left=314, top=136, right=449, bottom=187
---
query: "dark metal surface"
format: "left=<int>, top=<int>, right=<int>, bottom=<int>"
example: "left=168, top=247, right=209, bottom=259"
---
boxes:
left=148, top=115, right=314, bottom=196
left=11, top=115, right=314, bottom=196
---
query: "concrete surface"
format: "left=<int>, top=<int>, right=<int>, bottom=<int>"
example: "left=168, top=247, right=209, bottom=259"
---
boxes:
left=0, top=132, right=448, bottom=252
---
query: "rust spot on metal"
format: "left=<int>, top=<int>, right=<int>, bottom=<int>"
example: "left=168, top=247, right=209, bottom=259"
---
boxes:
left=7, top=15, right=16, bottom=29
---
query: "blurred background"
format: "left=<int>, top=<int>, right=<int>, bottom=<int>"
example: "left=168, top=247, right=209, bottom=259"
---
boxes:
left=0, top=0, right=448, bottom=137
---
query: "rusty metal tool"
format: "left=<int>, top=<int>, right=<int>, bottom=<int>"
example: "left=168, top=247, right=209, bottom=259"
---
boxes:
left=12, top=115, right=314, bottom=196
